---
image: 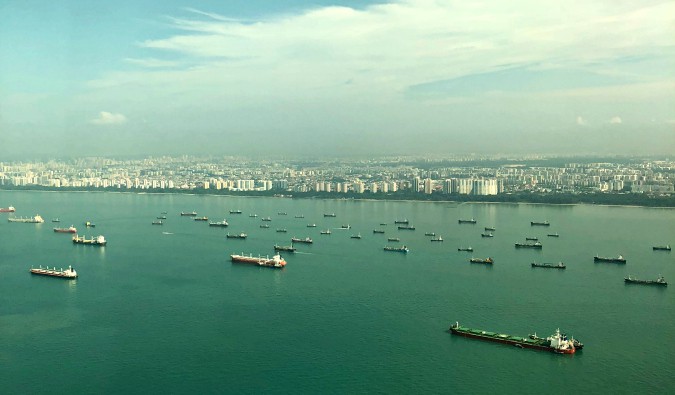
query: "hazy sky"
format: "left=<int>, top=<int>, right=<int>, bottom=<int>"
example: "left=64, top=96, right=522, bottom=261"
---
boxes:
left=1, top=0, right=674, bottom=159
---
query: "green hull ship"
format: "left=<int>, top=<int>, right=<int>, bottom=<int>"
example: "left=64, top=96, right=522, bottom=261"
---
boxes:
left=449, top=322, right=578, bottom=354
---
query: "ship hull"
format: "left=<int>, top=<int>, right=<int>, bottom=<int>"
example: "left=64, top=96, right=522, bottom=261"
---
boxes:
left=231, top=255, right=286, bottom=268
left=450, top=327, right=574, bottom=354
left=30, top=269, right=77, bottom=279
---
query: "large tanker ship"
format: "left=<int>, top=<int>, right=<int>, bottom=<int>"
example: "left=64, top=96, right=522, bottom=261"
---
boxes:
left=449, top=322, right=577, bottom=354
left=230, top=253, right=286, bottom=268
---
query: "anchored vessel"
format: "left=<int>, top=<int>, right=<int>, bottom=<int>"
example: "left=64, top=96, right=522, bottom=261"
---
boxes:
left=388, top=237, right=400, bottom=242
left=226, top=233, right=247, bottom=239
left=8, top=214, right=44, bottom=223
left=484, top=227, right=496, bottom=231
left=384, top=245, right=409, bottom=253
left=277, top=228, right=288, bottom=233
left=425, top=232, right=436, bottom=236
left=152, top=220, right=163, bottom=225
left=274, top=244, right=296, bottom=253
left=261, top=217, right=272, bottom=222
left=320, top=229, right=331, bottom=235
left=532, top=262, right=566, bottom=269
left=594, top=255, right=626, bottom=263
left=0, top=206, right=16, bottom=213
left=229, top=210, right=242, bottom=214
left=450, top=322, right=577, bottom=354
left=181, top=211, right=197, bottom=216
left=209, top=220, right=229, bottom=227
left=652, top=245, right=671, bottom=251
left=341, top=224, right=351, bottom=229
left=515, top=242, right=542, bottom=249
left=458, top=219, right=477, bottom=224
left=249, top=214, right=258, bottom=218
left=260, top=224, right=270, bottom=229
left=307, top=223, right=317, bottom=227
left=324, top=213, right=336, bottom=217
left=373, top=229, right=385, bottom=234
left=470, top=257, right=494, bottom=264
left=350, top=234, right=362, bottom=239
left=291, top=237, right=313, bottom=244
left=547, top=233, right=560, bottom=237
left=431, top=236, right=443, bottom=242
left=394, top=219, right=409, bottom=224
left=294, top=214, right=303, bottom=218
left=194, top=216, right=208, bottom=221
left=458, top=247, right=473, bottom=252
left=624, top=275, right=667, bottom=286
left=73, top=235, right=107, bottom=246
left=531, top=221, right=550, bottom=226
left=230, top=253, right=286, bottom=268
left=54, top=225, right=77, bottom=233
left=526, top=237, right=538, bottom=241
left=30, top=265, right=78, bottom=279
left=398, top=225, right=416, bottom=230
left=481, top=233, right=494, bottom=238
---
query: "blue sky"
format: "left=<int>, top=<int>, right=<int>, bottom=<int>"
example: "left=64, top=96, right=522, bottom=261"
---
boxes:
left=1, top=0, right=673, bottom=158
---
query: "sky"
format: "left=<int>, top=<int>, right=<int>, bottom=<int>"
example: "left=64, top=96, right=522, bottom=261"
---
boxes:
left=1, top=0, right=674, bottom=159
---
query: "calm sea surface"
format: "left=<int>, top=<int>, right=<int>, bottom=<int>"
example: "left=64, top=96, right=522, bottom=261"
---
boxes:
left=1, top=191, right=673, bottom=394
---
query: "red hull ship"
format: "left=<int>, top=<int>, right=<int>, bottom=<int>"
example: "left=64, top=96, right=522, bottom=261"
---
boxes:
left=0, top=206, right=16, bottom=213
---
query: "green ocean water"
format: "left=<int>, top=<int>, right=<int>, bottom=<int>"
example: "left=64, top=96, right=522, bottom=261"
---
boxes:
left=1, top=191, right=673, bottom=394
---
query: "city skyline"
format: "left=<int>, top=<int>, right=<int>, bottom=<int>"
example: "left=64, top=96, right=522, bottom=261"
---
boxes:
left=1, top=0, right=674, bottom=159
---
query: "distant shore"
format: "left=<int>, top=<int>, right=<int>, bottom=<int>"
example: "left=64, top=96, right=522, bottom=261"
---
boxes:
left=1, top=186, right=674, bottom=209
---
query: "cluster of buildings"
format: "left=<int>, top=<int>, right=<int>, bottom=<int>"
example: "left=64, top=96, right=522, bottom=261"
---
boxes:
left=0, top=156, right=673, bottom=196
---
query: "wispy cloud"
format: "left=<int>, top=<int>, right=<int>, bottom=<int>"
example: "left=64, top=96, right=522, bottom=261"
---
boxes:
left=610, top=116, right=623, bottom=124
left=577, top=116, right=588, bottom=126
left=90, top=111, right=127, bottom=125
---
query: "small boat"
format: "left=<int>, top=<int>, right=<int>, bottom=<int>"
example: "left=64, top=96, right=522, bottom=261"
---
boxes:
left=469, top=257, right=494, bottom=264
left=261, top=217, right=272, bottom=222
left=594, top=255, right=626, bottom=263
left=194, top=216, right=208, bottom=221
left=484, top=227, right=496, bottom=231
left=547, top=233, right=560, bottom=237
left=51, top=218, right=60, bottom=223
left=652, top=245, right=671, bottom=251
left=73, top=235, right=107, bottom=246
left=307, top=224, right=317, bottom=228
left=181, top=211, right=197, bottom=216
left=384, top=245, right=409, bottom=253
left=260, top=224, right=270, bottom=229
left=230, top=210, right=242, bottom=214
left=157, top=216, right=167, bottom=220
left=30, top=265, right=77, bottom=279
left=425, top=232, right=436, bottom=236
left=226, top=233, right=247, bottom=239
left=458, top=247, right=473, bottom=252
left=278, top=212, right=288, bottom=216
left=431, top=236, right=443, bottom=242
left=276, top=228, right=288, bottom=233
left=151, top=220, right=163, bottom=225
left=531, top=262, right=566, bottom=269
left=341, top=224, right=351, bottom=229
left=351, top=233, right=362, bottom=239
left=54, top=225, right=77, bottom=233
left=85, top=221, right=96, bottom=227
left=380, top=223, right=388, bottom=226
left=515, top=242, right=542, bottom=249
left=274, top=244, right=296, bottom=253
left=458, top=219, right=477, bottom=224
left=525, top=237, right=538, bottom=241
left=373, top=229, right=385, bottom=234
left=387, top=237, right=400, bottom=242
left=161, top=212, right=168, bottom=214
left=209, top=220, right=229, bottom=227
left=531, top=221, right=550, bottom=226
left=481, top=233, right=494, bottom=238
left=294, top=214, right=304, bottom=218
left=624, top=275, right=667, bottom=286
left=324, top=213, right=337, bottom=217
left=320, top=229, right=331, bottom=235
left=291, top=237, right=313, bottom=244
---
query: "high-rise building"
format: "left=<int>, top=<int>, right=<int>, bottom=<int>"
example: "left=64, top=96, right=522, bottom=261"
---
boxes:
left=423, top=178, right=433, bottom=194
left=412, top=176, right=421, bottom=193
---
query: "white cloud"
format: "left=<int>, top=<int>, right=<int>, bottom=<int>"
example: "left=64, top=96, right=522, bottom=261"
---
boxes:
left=90, top=111, right=127, bottom=125
left=576, top=116, right=588, bottom=126
left=610, top=116, right=623, bottom=124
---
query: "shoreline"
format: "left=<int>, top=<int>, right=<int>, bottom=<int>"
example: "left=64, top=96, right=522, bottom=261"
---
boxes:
left=1, top=188, right=673, bottom=209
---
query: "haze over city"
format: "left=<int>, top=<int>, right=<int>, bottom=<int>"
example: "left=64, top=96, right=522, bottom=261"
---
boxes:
left=1, top=0, right=674, bottom=159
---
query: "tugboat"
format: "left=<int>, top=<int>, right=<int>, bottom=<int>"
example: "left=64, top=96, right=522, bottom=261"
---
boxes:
left=531, top=221, right=550, bottom=226
left=594, top=255, right=626, bottom=263
left=624, top=275, right=667, bottom=286
left=226, top=233, right=248, bottom=239
left=384, top=245, right=409, bottom=253
left=652, top=245, right=671, bottom=251
left=30, top=265, right=78, bottom=279
left=209, top=220, right=229, bottom=227
left=458, top=219, right=477, bottom=224
left=291, top=237, right=313, bottom=244
left=274, top=244, right=296, bottom=253
left=181, top=211, right=197, bottom=216
left=230, top=253, right=286, bottom=268
left=72, top=235, right=107, bottom=246
left=458, top=247, right=473, bottom=252
left=515, top=241, right=542, bottom=249
left=320, top=229, right=331, bottom=235
left=54, top=225, right=77, bottom=233
left=469, top=257, right=494, bottom=264
left=450, top=322, right=577, bottom=354
left=431, top=236, right=443, bottom=242
left=529, top=332, right=583, bottom=350
left=350, top=233, right=362, bottom=239
left=531, top=262, right=566, bottom=269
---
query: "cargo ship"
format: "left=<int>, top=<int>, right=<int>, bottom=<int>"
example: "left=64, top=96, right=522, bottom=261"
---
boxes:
left=181, top=211, right=197, bottom=216
left=226, top=233, right=247, bottom=239
left=470, top=257, right=494, bottom=264
left=526, top=237, right=538, bottom=241
left=85, top=221, right=96, bottom=228
left=274, top=244, right=296, bottom=253
left=54, top=225, right=77, bottom=233
left=449, top=322, right=577, bottom=354
left=277, top=228, right=288, bottom=233
left=0, top=206, right=16, bottom=213
left=425, top=232, right=436, bottom=236
left=30, top=265, right=78, bottom=279
left=515, top=242, right=542, bottom=249
left=350, top=233, right=362, bottom=239
left=485, top=227, right=496, bottom=231
left=157, top=215, right=167, bottom=220
left=531, top=221, right=550, bottom=226
left=531, top=262, right=565, bottom=269
left=229, top=210, right=242, bottom=214
left=341, top=224, right=351, bottom=229
left=652, top=245, right=671, bottom=251
left=398, top=225, right=416, bottom=230
left=278, top=212, right=288, bottom=216
left=320, top=229, right=331, bottom=235
left=388, top=237, right=400, bottom=242
left=8, top=215, right=44, bottom=223
left=73, top=235, right=107, bottom=246
left=324, top=213, right=337, bottom=217
left=194, top=216, right=208, bottom=221
left=209, top=220, right=229, bottom=227
left=431, top=236, right=443, bottom=242
left=384, top=245, right=409, bottom=253
left=294, top=214, right=303, bottom=218
left=291, top=237, right=313, bottom=244
left=152, top=220, right=163, bottom=225
left=481, top=233, right=494, bottom=238
left=307, top=223, right=317, bottom=228
left=260, top=224, right=270, bottom=229
left=547, top=233, right=560, bottom=237
left=230, top=253, right=286, bottom=268
left=624, top=275, right=667, bottom=286
left=458, top=219, right=477, bottom=224
left=262, top=217, right=272, bottom=222
left=394, top=219, right=409, bottom=224
left=458, top=247, right=473, bottom=252
left=594, top=255, right=626, bottom=263
left=373, top=229, right=385, bottom=234
left=249, top=214, right=258, bottom=217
